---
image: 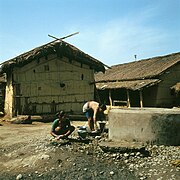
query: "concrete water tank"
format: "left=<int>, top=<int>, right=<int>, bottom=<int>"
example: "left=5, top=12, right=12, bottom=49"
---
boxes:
left=108, top=108, right=180, bottom=145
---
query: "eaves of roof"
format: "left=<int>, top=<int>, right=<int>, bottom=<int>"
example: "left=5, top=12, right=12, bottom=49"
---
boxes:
left=96, top=79, right=161, bottom=91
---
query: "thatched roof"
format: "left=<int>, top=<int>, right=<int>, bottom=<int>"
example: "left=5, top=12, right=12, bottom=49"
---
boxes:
left=171, top=82, right=180, bottom=93
left=95, top=52, right=180, bottom=90
left=95, top=52, right=180, bottom=82
left=96, top=79, right=161, bottom=91
left=0, top=40, right=105, bottom=73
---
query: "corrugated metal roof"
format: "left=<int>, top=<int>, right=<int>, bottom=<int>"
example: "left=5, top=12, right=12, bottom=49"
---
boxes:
left=96, top=79, right=161, bottom=90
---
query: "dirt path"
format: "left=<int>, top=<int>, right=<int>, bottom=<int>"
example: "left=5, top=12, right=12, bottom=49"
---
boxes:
left=0, top=121, right=179, bottom=180
left=0, top=121, right=136, bottom=180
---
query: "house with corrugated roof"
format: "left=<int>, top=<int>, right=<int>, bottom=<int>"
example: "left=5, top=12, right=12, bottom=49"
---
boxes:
left=95, top=52, right=180, bottom=108
left=0, top=40, right=105, bottom=117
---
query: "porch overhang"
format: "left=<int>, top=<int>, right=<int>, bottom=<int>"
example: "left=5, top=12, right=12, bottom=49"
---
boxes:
left=96, top=79, right=161, bottom=91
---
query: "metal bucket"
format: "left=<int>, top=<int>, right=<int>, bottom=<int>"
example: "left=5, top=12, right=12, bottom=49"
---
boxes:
left=77, top=126, right=88, bottom=139
left=99, top=122, right=106, bottom=133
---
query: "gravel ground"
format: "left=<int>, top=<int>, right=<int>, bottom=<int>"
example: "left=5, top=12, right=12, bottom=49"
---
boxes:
left=106, top=144, right=180, bottom=180
left=0, top=121, right=179, bottom=180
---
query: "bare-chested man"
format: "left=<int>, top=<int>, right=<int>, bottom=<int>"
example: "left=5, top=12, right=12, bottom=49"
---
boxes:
left=83, top=101, right=106, bottom=132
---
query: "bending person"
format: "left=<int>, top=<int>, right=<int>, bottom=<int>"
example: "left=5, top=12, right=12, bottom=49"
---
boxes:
left=83, top=101, right=106, bottom=132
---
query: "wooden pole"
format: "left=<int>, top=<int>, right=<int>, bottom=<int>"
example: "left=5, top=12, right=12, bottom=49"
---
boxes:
left=140, top=90, right=143, bottom=108
left=48, top=32, right=79, bottom=41
left=109, top=89, right=112, bottom=107
left=127, top=90, right=131, bottom=108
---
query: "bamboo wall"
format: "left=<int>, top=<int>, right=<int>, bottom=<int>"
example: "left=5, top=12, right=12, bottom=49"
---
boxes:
left=13, top=54, right=95, bottom=115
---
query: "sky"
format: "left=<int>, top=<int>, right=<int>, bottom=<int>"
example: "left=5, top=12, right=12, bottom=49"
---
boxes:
left=0, top=0, right=180, bottom=66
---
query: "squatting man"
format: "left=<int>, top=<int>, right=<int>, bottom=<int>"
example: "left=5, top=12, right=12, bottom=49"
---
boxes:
left=50, top=111, right=75, bottom=140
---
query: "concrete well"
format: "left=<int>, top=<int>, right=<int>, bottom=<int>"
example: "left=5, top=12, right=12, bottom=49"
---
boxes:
left=108, top=108, right=180, bottom=145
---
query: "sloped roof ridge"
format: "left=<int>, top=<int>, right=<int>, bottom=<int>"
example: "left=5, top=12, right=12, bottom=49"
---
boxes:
left=95, top=52, right=180, bottom=82
left=111, top=52, right=180, bottom=68
left=0, top=39, right=106, bottom=73
left=1, top=39, right=96, bottom=64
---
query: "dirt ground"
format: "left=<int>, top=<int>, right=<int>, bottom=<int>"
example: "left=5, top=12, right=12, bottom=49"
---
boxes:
left=0, top=120, right=137, bottom=180
left=0, top=119, right=179, bottom=180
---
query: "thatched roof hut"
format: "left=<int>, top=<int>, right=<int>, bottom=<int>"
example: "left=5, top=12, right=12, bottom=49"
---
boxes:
left=95, top=52, right=180, bottom=108
left=0, top=39, right=106, bottom=117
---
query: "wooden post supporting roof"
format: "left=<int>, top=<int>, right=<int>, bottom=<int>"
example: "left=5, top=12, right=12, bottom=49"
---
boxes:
left=127, top=90, right=131, bottom=108
left=140, top=90, right=143, bottom=108
left=109, top=89, right=112, bottom=107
